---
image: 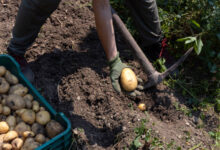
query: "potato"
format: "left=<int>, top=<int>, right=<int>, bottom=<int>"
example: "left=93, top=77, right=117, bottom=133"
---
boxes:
left=23, top=94, right=33, bottom=109
left=9, top=84, right=28, bottom=97
left=3, top=130, right=18, bottom=142
left=120, top=68, right=138, bottom=92
left=21, top=109, right=35, bottom=124
left=46, top=120, right=64, bottom=138
left=6, top=116, right=16, bottom=129
left=32, top=101, right=39, bottom=112
left=22, top=131, right=35, bottom=138
left=0, top=134, right=5, bottom=143
left=36, top=111, right=50, bottom=125
left=2, top=106, right=11, bottom=116
left=15, top=122, right=30, bottom=136
left=39, top=107, right=45, bottom=111
left=138, top=103, right=146, bottom=111
left=5, top=71, right=18, bottom=85
left=11, top=138, right=23, bottom=150
left=35, top=134, right=46, bottom=144
left=23, top=137, right=34, bottom=145
left=21, top=142, right=40, bottom=150
left=0, top=66, right=6, bottom=76
left=23, top=94, right=34, bottom=109
left=6, top=94, right=25, bottom=110
left=31, top=123, right=45, bottom=135
left=0, top=77, right=10, bottom=94
left=0, top=95, right=7, bottom=105
left=22, top=138, right=39, bottom=150
left=15, top=109, right=26, bottom=116
left=0, top=121, right=9, bottom=134
left=2, top=143, right=12, bottom=150
left=23, top=94, right=33, bottom=101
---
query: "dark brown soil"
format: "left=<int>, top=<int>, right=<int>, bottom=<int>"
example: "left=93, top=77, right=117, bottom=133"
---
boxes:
left=0, top=0, right=218, bottom=149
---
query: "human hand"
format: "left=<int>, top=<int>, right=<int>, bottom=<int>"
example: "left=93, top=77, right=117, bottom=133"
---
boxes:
left=109, top=53, right=143, bottom=96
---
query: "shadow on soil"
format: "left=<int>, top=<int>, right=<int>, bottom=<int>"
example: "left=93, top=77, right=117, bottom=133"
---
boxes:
left=29, top=47, right=122, bottom=147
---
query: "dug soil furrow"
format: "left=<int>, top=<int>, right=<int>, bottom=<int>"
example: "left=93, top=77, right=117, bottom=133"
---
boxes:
left=0, top=0, right=218, bottom=149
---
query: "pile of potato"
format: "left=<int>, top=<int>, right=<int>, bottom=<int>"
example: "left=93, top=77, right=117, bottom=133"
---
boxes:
left=0, top=66, right=64, bottom=150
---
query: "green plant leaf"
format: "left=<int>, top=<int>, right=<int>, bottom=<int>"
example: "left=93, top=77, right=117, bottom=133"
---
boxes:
left=209, top=131, right=215, bottom=137
left=191, top=20, right=200, bottom=28
left=195, top=36, right=203, bottom=55
left=134, top=137, right=142, bottom=148
left=176, top=37, right=194, bottom=42
left=185, top=37, right=196, bottom=44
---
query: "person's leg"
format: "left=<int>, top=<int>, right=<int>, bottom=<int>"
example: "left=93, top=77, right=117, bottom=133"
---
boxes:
left=127, top=0, right=162, bottom=47
left=7, top=0, right=61, bottom=82
left=7, top=0, right=61, bottom=56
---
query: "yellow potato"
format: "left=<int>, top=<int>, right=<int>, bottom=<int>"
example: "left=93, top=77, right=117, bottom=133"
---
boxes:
left=15, top=109, right=26, bottom=116
left=6, top=116, right=16, bottom=129
left=9, top=84, right=28, bottom=97
left=35, top=134, right=46, bottom=144
left=32, top=101, right=39, bottom=112
left=0, top=121, right=9, bottom=134
left=21, top=109, right=35, bottom=124
left=15, top=122, right=30, bottom=136
left=120, top=68, right=138, bottom=92
left=36, top=111, right=51, bottom=125
left=22, top=138, right=40, bottom=150
left=0, top=66, right=6, bottom=77
left=138, top=103, right=146, bottom=111
left=6, top=94, right=25, bottom=110
left=5, top=71, right=18, bottom=85
left=0, top=134, right=5, bottom=144
left=22, top=131, right=35, bottom=138
left=2, top=106, right=11, bottom=116
left=3, top=130, right=18, bottom=142
left=2, top=143, right=12, bottom=150
left=0, top=77, right=10, bottom=94
left=11, top=138, right=23, bottom=150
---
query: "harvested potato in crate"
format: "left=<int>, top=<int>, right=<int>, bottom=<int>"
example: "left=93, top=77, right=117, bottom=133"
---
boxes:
left=0, top=56, right=70, bottom=150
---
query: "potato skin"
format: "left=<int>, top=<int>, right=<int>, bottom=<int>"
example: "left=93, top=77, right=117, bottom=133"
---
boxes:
left=120, top=68, right=138, bottom=92
left=21, top=109, right=35, bottom=124
left=46, top=120, right=64, bottom=138
left=3, top=130, right=18, bottom=142
left=36, top=111, right=51, bottom=125
left=0, top=66, right=6, bottom=77
left=15, top=122, right=30, bottom=136
left=5, top=71, right=18, bottom=85
left=2, top=143, right=12, bottom=150
left=0, top=77, right=10, bottom=94
left=11, top=138, right=23, bottom=150
left=9, top=84, right=28, bottom=97
left=35, top=134, right=46, bottom=144
left=31, top=123, right=45, bottom=135
left=6, top=94, right=25, bottom=110
left=0, top=121, right=9, bottom=134
left=6, top=116, right=16, bottom=129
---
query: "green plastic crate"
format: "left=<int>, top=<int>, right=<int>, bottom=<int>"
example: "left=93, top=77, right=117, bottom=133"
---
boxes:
left=0, top=54, right=72, bottom=150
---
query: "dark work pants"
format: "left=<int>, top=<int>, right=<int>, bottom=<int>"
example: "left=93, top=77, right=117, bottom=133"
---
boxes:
left=7, top=0, right=61, bottom=56
left=7, top=0, right=162, bottom=56
left=127, top=0, right=162, bottom=47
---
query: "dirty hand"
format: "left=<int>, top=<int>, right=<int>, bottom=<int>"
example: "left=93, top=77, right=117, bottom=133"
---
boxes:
left=109, top=53, right=143, bottom=96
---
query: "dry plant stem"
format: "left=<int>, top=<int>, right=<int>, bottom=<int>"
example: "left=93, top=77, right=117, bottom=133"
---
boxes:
left=111, top=7, right=193, bottom=89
